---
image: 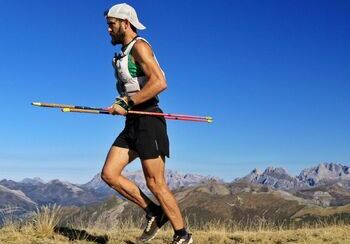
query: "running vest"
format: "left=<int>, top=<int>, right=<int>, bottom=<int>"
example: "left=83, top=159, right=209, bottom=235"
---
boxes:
left=113, top=37, right=164, bottom=104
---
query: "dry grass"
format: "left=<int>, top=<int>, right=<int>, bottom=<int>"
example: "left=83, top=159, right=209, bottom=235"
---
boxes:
left=0, top=205, right=349, bottom=243
left=32, top=204, right=63, bottom=237
left=1, top=225, right=349, bottom=244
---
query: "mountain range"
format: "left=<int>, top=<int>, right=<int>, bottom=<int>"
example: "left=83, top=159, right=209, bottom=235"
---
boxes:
left=238, top=163, right=350, bottom=190
left=0, top=169, right=222, bottom=222
left=1, top=162, right=350, bottom=226
left=62, top=179, right=350, bottom=229
left=82, top=169, right=223, bottom=195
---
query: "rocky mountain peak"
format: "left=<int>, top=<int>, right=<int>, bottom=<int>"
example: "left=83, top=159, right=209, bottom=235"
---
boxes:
left=21, top=177, right=45, bottom=185
left=297, top=163, right=350, bottom=187
left=263, top=167, right=294, bottom=180
left=238, top=166, right=296, bottom=190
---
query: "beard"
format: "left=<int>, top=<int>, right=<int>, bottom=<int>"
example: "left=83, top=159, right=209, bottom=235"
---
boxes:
left=110, top=32, right=125, bottom=46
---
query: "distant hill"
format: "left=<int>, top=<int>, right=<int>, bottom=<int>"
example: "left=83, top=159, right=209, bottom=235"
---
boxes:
left=0, top=179, right=104, bottom=206
left=0, top=185, right=37, bottom=224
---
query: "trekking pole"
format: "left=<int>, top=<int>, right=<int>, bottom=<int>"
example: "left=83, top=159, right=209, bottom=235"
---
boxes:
left=61, top=108, right=212, bottom=123
left=32, top=102, right=213, bottom=123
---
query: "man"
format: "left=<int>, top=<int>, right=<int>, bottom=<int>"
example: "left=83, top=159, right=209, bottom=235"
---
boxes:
left=101, top=3, right=193, bottom=244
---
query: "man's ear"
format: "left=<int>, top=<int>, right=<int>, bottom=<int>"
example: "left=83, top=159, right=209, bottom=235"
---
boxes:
left=123, top=19, right=131, bottom=30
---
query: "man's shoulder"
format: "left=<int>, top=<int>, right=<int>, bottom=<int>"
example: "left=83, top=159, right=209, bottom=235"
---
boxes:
left=132, top=38, right=153, bottom=57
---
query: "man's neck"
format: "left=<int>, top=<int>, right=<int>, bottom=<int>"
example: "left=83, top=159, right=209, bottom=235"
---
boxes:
left=123, top=33, right=138, bottom=47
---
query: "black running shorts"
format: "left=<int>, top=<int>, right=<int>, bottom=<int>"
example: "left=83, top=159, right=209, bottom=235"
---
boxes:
left=112, top=107, right=170, bottom=160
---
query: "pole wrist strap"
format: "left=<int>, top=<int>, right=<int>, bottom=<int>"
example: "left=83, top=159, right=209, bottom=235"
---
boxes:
left=115, top=98, right=129, bottom=111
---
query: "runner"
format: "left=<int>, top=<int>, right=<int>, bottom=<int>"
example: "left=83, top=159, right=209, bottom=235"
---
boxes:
left=101, top=3, right=193, bottom=244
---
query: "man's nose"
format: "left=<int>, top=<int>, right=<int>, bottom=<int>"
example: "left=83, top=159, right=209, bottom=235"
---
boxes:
left=108, top=27, right=112, bottom=33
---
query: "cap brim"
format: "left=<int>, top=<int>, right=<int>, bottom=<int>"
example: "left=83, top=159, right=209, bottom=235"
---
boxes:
left=132, top=21, right=146, bottom=30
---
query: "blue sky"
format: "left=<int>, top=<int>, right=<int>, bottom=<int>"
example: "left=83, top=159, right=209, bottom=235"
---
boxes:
left=0, top=0, right=349, bottom=183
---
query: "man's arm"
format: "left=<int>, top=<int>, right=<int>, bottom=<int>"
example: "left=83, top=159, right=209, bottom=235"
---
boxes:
left=128, top=40, right=167, bottom=105
left=108, top=40, right=166, bottom=115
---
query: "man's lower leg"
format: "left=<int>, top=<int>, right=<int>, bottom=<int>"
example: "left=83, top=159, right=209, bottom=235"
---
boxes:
left=106, top=175, right=151, bottom=209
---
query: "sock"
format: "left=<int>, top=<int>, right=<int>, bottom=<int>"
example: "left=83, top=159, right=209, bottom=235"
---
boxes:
left=144, top=201, right=161, bottom=216
left=174, top=228, right=187, bottom=237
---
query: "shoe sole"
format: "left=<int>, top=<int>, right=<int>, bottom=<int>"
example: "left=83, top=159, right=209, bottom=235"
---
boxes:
left=138, top=229, right=160, bottom=243
left=186, top=237, right=193, bottom=244
left=172, top=236, right=193, bottom=244
left=143, top=215, right=168, bottom=242
left=138, top=214, right=168, bottom=243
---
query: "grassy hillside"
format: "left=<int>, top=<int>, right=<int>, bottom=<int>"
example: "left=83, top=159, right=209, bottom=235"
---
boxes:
left=58, top=183, right=350, bottom=230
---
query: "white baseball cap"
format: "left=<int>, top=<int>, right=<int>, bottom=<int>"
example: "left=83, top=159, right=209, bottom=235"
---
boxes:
left=106, top=3, right=146, bottom=30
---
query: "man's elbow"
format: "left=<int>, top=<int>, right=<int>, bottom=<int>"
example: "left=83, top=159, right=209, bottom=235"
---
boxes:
left=158, top=78, right=167, bottom=92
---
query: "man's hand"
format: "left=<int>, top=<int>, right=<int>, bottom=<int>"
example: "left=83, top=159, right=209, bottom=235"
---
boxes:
left=108, top=97, right=128, bottom=115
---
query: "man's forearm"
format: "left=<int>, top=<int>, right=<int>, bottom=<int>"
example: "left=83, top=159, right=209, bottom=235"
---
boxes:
left=129, top=77, right=167, bottom=105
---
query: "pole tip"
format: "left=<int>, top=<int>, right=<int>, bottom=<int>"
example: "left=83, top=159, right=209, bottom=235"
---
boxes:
left=207, top=119, right=213, bottom=123
left=32, top=102, right=41, bottom=106
left=62, top=108, right=71, bottom=112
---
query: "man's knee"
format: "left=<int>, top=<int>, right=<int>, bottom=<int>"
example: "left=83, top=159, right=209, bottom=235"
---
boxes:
left=146, top=177, right=167, bottom=195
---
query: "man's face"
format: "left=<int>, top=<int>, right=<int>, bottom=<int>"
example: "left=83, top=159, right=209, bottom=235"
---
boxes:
left=107, top=17, right=125, bottom=46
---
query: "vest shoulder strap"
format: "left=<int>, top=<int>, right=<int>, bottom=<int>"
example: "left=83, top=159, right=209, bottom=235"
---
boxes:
left=123, top=37, right=151, bottom=55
